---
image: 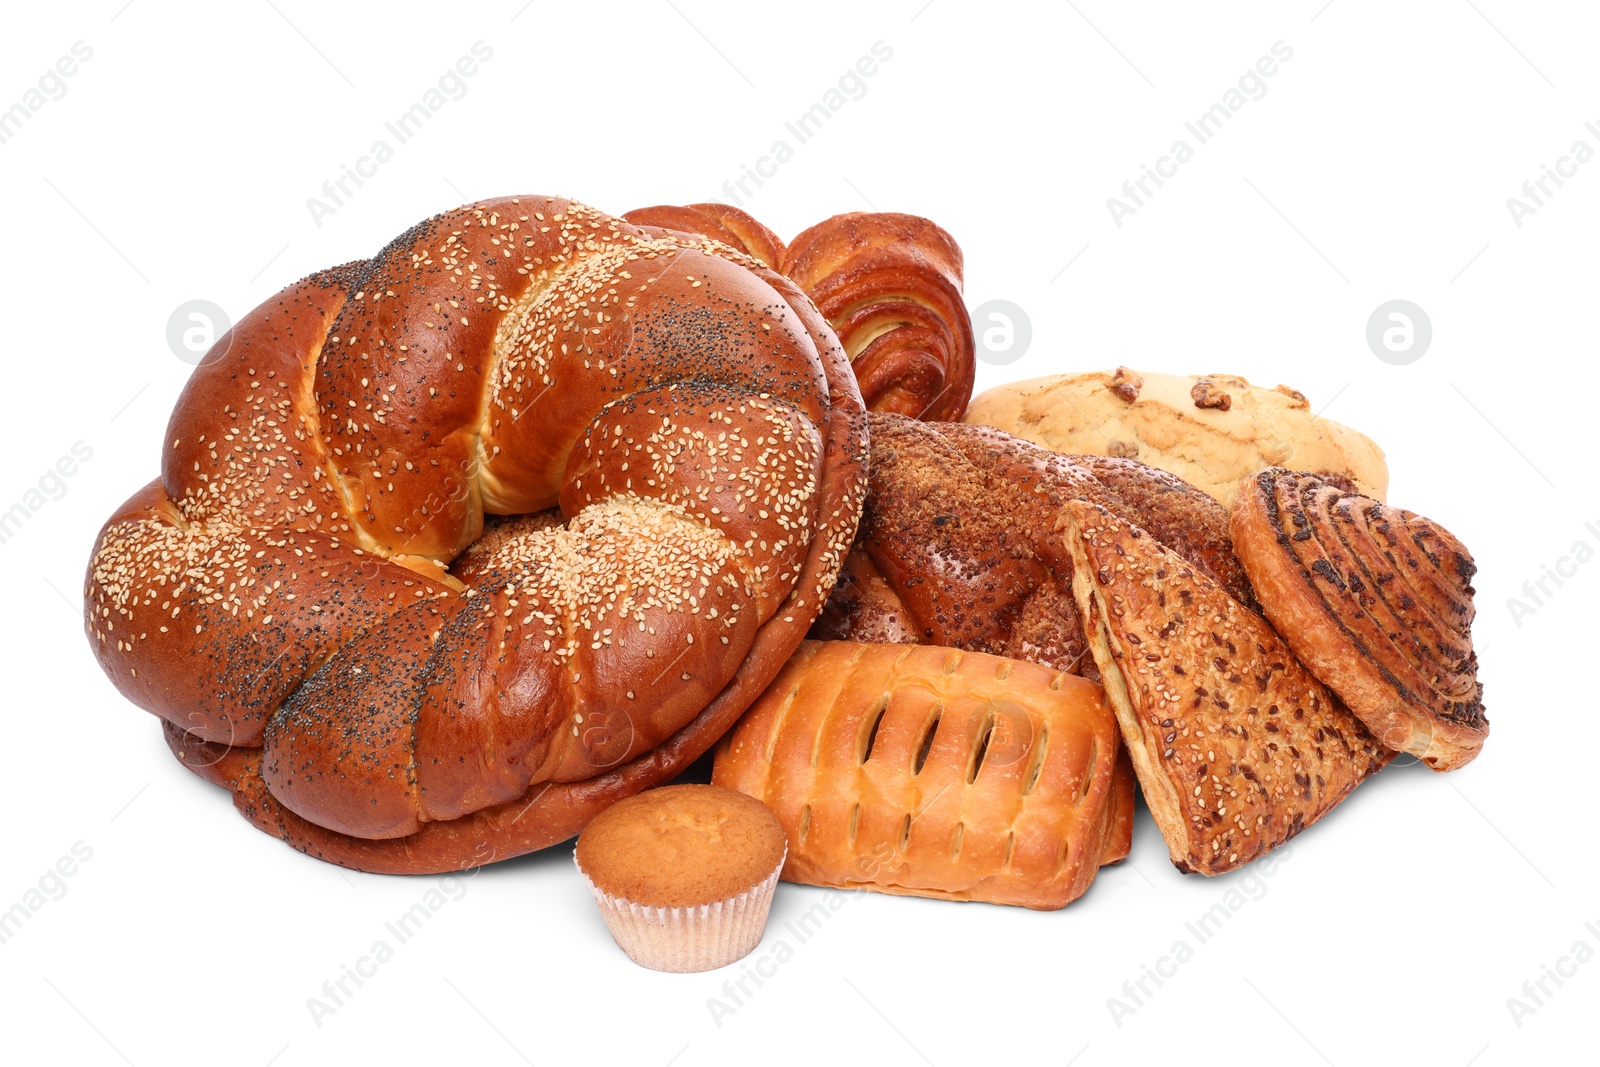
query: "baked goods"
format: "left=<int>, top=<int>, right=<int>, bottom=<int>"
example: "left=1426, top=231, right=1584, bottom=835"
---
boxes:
left=623, top=202, right=786, bottom=269
left=82, top=171, right=1485, bottom=933
left=636, top=206, right=975, bottom=421
left=713, top=641, right=1136, bottom=910
left=965, top=368, right=1388, bottom=504
left=84, top=195, right=869, bottom=873
left=811, top=551, right=920, bottom=646
left=1230, top=469, right=1487, bottom=770
left=783, top=213, right=974, bottom=421
left=812, top=413, right=1256, bottom=680
left=1059, top=500, right=1392, bottom=874
left=574, top=784, right=786, bottom=972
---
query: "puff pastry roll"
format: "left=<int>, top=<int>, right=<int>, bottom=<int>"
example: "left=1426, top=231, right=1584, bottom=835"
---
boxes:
left=713, top=641, right=1134, bottom=910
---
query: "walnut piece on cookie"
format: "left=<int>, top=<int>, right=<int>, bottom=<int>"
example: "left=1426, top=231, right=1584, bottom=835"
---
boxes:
left=964, top=368, right=1388, bottom=505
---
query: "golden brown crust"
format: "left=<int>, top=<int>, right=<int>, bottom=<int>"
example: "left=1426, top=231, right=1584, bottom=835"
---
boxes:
left=574, top=784, right=786, bottom=908
left=88, top=196, right=868, bottom=871
left=813, top=413, right=1256, bottom=680
left=807, top=551, right=920, bottom=645
left=966, top=369, right=1389, bottom=504
left=782, top=213, right=975, bottom=421
left=1229, top=469, right=1487, bottom=771
left=622, top=203, right=787, bottom=269
left=623, top=206, right=976, bottom=421
left=1059, top=500, right=1392, bottom=875
left=712, top=641, right=1135, bottom=910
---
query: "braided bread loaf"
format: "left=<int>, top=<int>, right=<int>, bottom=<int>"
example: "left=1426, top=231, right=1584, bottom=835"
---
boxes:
left=84, top=195, right=867, bottom=873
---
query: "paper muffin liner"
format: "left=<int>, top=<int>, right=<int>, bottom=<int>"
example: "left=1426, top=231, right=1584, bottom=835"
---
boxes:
left=575, top=847, right=786, bottom=973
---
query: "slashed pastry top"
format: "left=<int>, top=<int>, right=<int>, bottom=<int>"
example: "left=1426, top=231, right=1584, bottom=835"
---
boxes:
left=713, top=640, right=1135, bottom=910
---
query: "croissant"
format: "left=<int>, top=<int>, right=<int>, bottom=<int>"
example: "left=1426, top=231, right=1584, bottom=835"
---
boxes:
left=1230, top=469, right=1487, bottom=770
left=628, top=204, right=976, bottom=420
left=783, top=213, right=975, bottom=421
left=1060, top=500, right=1392, bottom=874
left=713, top=641, right=1135, bottom=909
left=84, top=195, right=868, bottom=873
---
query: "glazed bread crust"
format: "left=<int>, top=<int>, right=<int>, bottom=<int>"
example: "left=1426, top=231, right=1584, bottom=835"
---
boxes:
left=1230, top=469, right=1487, bottom=771
left=713, top=641, right=1135, bottom=910
left=782, top=213, right=974, bottom=421
left=86, top=196, right=868, bottom=871
left=623, top=202, right=787, bottom=270
left=629, top=207, right=976, bottom=421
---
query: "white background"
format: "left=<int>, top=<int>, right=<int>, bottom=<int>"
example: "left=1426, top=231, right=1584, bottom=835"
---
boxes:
left=2, top=2, right=1594, bottom=1065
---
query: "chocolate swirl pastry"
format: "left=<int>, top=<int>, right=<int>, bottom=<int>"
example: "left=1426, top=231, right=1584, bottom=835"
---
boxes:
left=1230, top=469, right=1487, bottom=771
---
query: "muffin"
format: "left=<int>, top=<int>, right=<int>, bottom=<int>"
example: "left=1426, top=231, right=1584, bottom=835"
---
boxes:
left=574, top=784, right=787, bottom=972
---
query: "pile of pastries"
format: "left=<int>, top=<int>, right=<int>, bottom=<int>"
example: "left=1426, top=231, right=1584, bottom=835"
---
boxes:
left=84, top=194, right=1486, bottom=973
left=587, top=346, right=1487, bottom=968
left=640, top=206, right=1484, bottom=966
left=731, top=369, right=1484, bottom=903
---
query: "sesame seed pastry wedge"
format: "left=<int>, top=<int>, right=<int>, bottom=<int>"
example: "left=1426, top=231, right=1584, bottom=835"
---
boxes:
left=1058, top=500, right=1392, bottom=875
left=1229, top=469, right=1487, bottom=771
